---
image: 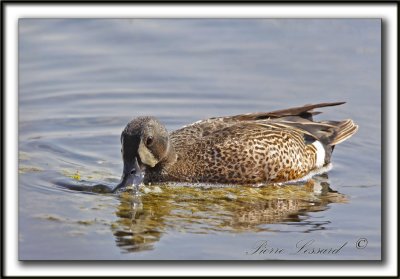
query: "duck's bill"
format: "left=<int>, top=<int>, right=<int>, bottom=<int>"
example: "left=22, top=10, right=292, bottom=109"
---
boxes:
left=112, top=157, right=144, bottom=193
left=112, top=173, right=133, bottom=193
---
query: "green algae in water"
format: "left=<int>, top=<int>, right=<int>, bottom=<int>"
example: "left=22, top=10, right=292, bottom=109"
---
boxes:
left=109, top=179, right=349, bottom=252
left=19, top=165, right=43, bottom=174
left=61, top=168, right=116, bottom=182
left=50, top=168, right=349, bottom=252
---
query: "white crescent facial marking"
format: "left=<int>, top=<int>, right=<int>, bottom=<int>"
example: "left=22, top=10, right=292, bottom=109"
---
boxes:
left=312, top=141, right=325, bottom=168
left=138, top=139, right=158, bottom=167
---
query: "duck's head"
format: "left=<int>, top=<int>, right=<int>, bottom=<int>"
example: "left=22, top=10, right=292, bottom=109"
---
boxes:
left=113, top=116, right=170, bottom=192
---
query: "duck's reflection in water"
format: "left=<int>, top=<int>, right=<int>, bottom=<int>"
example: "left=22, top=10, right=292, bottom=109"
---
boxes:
left=111, top=174, right=347, bottom=252
left=113, top=195, right=162, bottom=253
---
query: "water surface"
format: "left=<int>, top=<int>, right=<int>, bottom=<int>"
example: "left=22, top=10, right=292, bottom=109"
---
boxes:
left=19, top=19, right=381, bottom=260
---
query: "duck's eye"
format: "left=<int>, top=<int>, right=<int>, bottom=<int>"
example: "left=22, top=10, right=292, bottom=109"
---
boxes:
left=146, top=136, right=153, bottom=146
left=130, top=169, right=135, bottom=175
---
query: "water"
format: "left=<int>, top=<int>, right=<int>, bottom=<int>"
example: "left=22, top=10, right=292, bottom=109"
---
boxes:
left=18, top=19, right=381, bottom=260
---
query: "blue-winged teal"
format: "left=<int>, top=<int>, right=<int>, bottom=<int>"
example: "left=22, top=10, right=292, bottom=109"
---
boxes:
left=113, top=102, right=358, bottom=191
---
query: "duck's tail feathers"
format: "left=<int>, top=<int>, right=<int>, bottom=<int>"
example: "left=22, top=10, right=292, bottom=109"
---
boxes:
left=327, top=119, right=359, bottom=146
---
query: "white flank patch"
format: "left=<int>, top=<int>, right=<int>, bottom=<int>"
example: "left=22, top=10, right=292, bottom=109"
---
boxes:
left=312, top=141, right=325, bottom=168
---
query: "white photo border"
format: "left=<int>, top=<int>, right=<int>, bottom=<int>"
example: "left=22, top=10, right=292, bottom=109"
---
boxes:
left=3, top=2, right=398, bottom=277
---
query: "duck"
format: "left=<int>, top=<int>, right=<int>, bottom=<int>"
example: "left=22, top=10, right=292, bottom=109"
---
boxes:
left=113, top=102, right=358, bottom=192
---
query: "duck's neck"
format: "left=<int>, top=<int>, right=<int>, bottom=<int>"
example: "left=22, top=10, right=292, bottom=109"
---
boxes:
left=159, top=144, right=177, bottom=170
left=144, top=142, right=177, bottom=183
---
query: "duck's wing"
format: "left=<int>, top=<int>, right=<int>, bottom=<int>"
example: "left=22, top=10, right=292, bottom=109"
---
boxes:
left=231, top=101, right=357, bottom=146
left=225, top=101, right=346, bottom=122
left=172, top=102, right=348, bottom=141
left=258, top=116, right=358, bottom=146
left=171, top=101, right=357, bottom=150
